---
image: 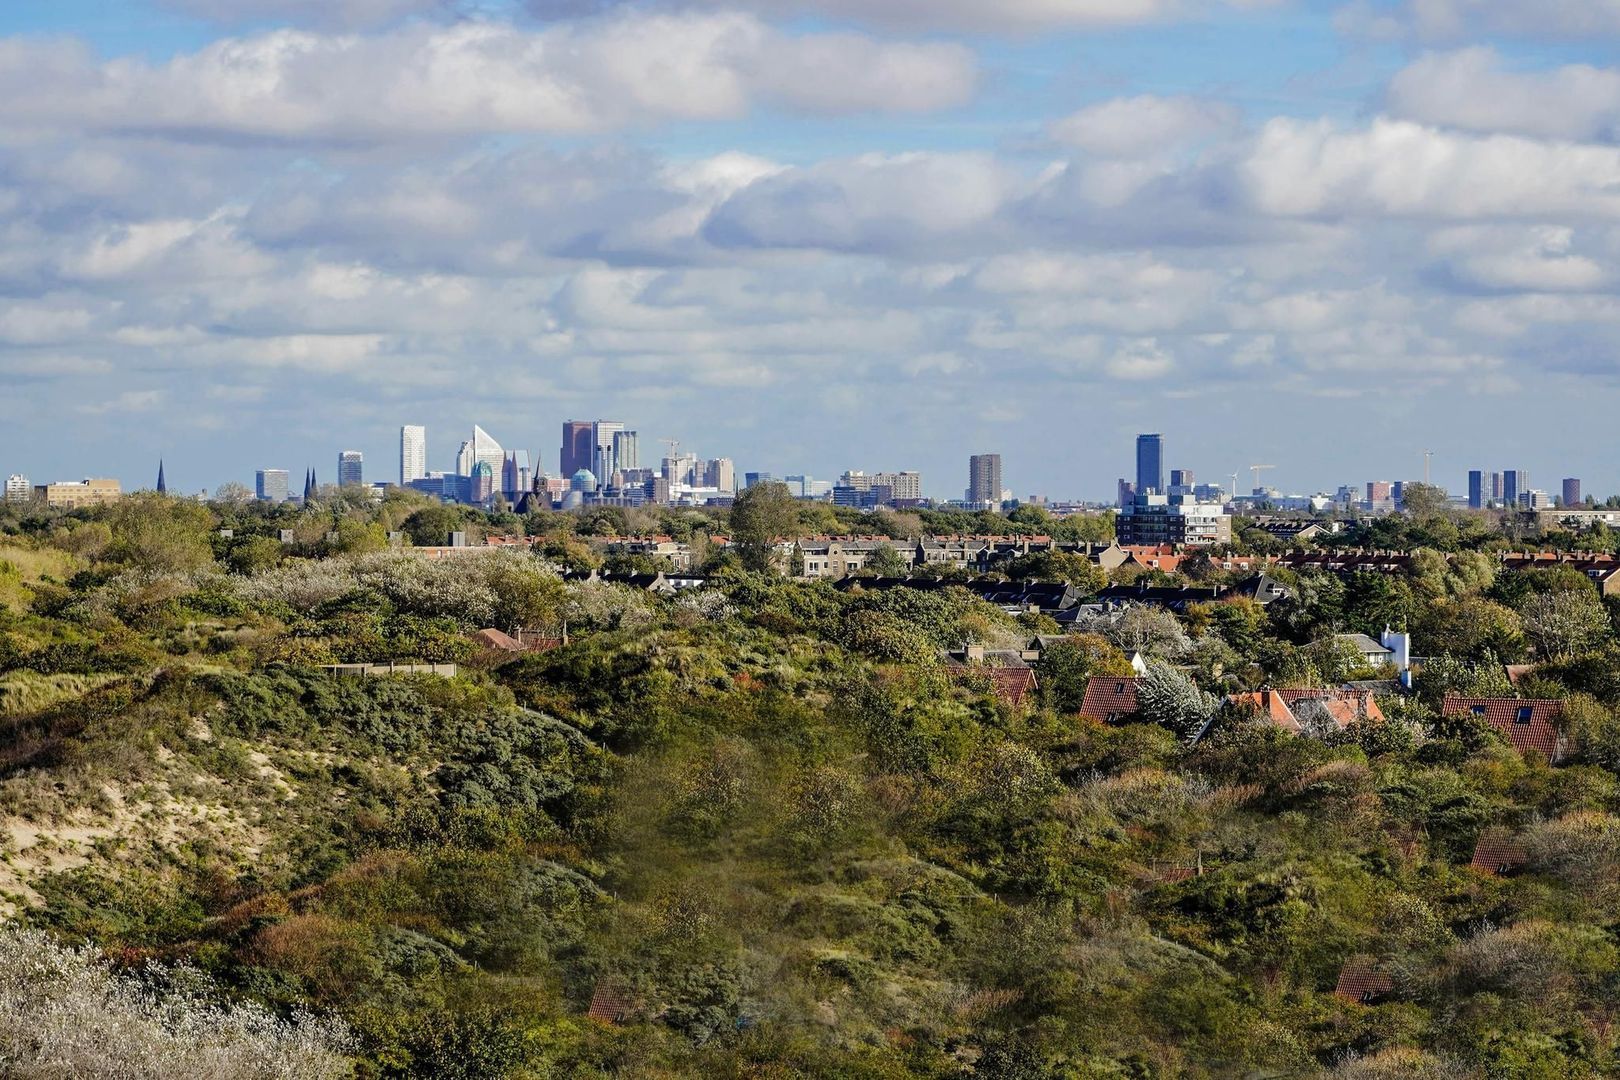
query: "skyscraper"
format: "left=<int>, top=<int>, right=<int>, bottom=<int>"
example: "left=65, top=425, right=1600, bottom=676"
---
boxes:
left=1468, top=470, right=1484, bottom=510
left=1490, top=472, right=1503, bottom=502
left=470, top=461, right=494, bottom=503
left=706, top=458, right=735, bottom=492
left=612, top=429, right=639, bottom=473
left=457, top=425, right=503, bottom=478
left=1503, top=469, right=1527, bottom=508
left=561, top=420, right=594, bottom=477
left=968, top=454, right=1002, bottom=509
left=1169, top=468, right=1193, bottom=490
left=1563, top=478, right=1582, bottom=507
left=256, top=469, right=289, bottom=503
left=337, top=451, right=363, bottom=487
left=591, top=421, right=625, bottom=483
left=1135, top=434, right=1164, bottom=496
left=400, top=425, right=426, bottom=486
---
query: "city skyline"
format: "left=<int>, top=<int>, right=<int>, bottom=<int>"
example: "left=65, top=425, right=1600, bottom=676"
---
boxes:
left=5, top=3, right=1620, bottom=502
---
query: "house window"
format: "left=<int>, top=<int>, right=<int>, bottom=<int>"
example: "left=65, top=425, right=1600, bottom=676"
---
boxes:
left=1515, top=706, right=1533, bottom=725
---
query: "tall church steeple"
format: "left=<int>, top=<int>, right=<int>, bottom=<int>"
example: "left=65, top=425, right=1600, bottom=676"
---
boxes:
left=155, top=460, right=167, bottom=495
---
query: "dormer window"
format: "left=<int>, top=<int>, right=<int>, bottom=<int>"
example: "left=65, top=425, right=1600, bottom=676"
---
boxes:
left=1472, top=706, right=1487, bottom=716
left=1515, top=706, right=1533, bottom=725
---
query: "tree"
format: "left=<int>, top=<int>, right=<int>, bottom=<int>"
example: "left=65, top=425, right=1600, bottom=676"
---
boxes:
left=1520, top=588, right=1609, bottom=660
left=1135, top=661, right=1216, bottom=739
left=1037, top=634, right=1133, bottom=712
left=101, top=494, right=216, bottom=572
left=863, top=542, right=910, bottom=578
left=728, top=482, right=798, bottom=574
left=211, top=482, right=254, bottom=508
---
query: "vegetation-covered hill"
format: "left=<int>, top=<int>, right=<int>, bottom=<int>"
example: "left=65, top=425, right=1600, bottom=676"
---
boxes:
left=4, top=490, right=1620, bottom=1077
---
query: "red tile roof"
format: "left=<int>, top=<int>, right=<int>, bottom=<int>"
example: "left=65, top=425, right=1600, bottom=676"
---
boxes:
left=1442, top=695, right=1565, bottom=762
left=585, top=982, right=638, bottom=1025
left=1079, top=676, right=1141, bottom=722
left=1334, top=959, right=1395, bottom=1004
left=1470, top=831, right=1529, bottom=876
left=472, top=628, right=524, bottom=652
left=1226, top=688, right=1385, bottom=734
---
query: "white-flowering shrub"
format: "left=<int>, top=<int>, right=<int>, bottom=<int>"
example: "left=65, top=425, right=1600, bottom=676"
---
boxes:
left=0, top=925, right=353, bottom=1079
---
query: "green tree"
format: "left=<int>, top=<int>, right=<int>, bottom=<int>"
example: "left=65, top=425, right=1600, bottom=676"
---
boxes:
left=101, top=494, right=216, bottom=572
left=1520, top=588, right=1610, bottom=660
left=728, top=482, right=798, bottom=574
left=863, top=542, right=910, bottom=577
left=1136, top=661, right=1215, bottom=738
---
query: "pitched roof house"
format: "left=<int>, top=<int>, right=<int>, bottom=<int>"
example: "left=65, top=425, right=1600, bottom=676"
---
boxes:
left=1225, top=688, right=1385, bottom=734
left=940, top=644, right=1038, bottom=707
left=1441, top=695, right=1566, bottom=763
left=1334, top=958, right=1395, bottom=1005
left=1079, top=676, right=1142, bottom=723
left=1469, top=830, right=1529, bottom=876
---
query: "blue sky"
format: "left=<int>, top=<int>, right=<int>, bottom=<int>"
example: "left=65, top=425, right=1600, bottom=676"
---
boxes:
left=3, top=0, right=1619, bottom=500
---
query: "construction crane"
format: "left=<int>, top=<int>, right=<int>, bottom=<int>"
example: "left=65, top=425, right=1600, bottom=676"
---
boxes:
left=1249, top=464, right=1276, bottom=494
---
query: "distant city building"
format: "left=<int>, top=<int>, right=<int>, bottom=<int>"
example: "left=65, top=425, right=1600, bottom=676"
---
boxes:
left=784, top=474, right=814, bottom=498
left=256, top=469, right=290, bottom=503
left=592, top=421, right=625, bottom=483
left=1523, top=489, right=1552, bottom=510
left=612, top=430, right=639, bottom=473
left=705, top=458, right=735, bottom=492
left=1366, top=481, right=1393, bottom=510
left=874, top=471, right=922, bottom=502
left=745, top=472, right=775, bottom=489
left=1135, top=434, right=1164, bottom=496
left=1468, top=469, right=1484, bottom=510
left=1118, top=493, right=1231, bottom=547
left=1169, top=468, right=1193, bottom=488
left=337, top=451, right=363, bottom=487
left=3, top=474, right=30, bottom=503
left=1562, top=478, right=1582, bottom=507
left=571, top=469, right=597, bottom=493
left=470, top=461, right=495, bottom=503
left=967, top=454, right=1002, bottom=509
left=1117, top=478, right=1136, bottom=509
left=1490, top=472, right=1503, bottom=502
left=561, top=421, right=595, bottom=478
left=34, top=478, right=122, bottom=509
left=457, top=425, right=503, bottom=479
left=501, top=451, right=531, bottom=499
left=400, top=425, right=427, bottom=486
left=1502, top=469, right=1527, bottom=508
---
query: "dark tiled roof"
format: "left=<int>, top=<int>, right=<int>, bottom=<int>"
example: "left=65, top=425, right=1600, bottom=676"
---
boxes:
left=1470, top=831, right=1529, bottom=876
left=1079, top=676, right=1141, bottom=721
left=1334, top=959, right=1395, bottom=1004
left=1442, top=695, right=1564, bottom=762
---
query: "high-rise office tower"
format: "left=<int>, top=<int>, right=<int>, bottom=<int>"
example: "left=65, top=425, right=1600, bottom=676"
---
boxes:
left=337, top=451, right=363, bottom=487
left=457, top=426, right=503, bottom=478
left=1563, top=478, right=1582, bottom=507
left=1503, top=470, right=1527, bottom=508
left=968, top=454, right=1002, bottom=509
left=256, top=469, right=290, bottom=503
left=1117, top=479, right=1136, bottom=509
left=591, top=421, right=625, bottom=483
left=1468, top=470, right=1484, bottom=510
left=400, top=425, right=426, bottom=486
left=874, top=471, right=922, bottom=501
left=744, top=471, right=774, bottom=489
left=1367, top=481, right=1393, bottom=506
left=706, top=458, right=735, bottom=492
left=1135, top=434, right=1164, bottom=496
left=1169, top=468, right=1193, bottom=489
left=1490, top=472, right=1503, bottom=502
left=612, top=430, right=639, bottom=473
left=3, top=474, right=30, bottom=503
left=501, top=450, right=532, bottom=498
left=561, top=421, right=594, bottom=478
left=470, top=461, right=494, bottom=503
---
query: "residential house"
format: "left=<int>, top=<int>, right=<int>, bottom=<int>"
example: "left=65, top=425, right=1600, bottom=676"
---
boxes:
left=1079, top=676, right=1142, bottom=723
left=1442, top=695, right=1566, bottom=763
left=1469, top=830, right=1529, bottom=876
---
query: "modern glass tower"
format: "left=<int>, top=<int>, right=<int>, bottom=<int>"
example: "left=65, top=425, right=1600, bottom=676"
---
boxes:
left=1135, top=434, right=1164, bottom=496
left=400, top=425, right=426, bottom=486
left=337, top=451, right=363, bottom=487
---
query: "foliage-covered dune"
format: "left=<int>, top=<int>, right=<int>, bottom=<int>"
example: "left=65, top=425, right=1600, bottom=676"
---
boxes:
left=2, top=490, right=1620, bottom=1076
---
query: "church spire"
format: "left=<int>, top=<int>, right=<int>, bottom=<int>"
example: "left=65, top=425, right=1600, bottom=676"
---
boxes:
left=155, top=460, right=166, bottom=495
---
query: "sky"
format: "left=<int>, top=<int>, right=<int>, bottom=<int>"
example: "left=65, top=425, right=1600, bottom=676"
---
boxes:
left=2, top=0, right=1619, bottom=502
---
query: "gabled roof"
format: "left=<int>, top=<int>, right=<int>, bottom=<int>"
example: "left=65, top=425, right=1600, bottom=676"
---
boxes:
left=471, top=628, right=523, bottom=652
left=1334, top=959, right=1395, bottom=1004
left=585, top=982, right=638, bottom=1025
left=1079, top=676, right=1141, bottom=721
left=1226, top=688, right=1385, bottom=733
left=1469, top=830, right=1528, bottom=876
left=1441, top=695, right=1564, bottom=762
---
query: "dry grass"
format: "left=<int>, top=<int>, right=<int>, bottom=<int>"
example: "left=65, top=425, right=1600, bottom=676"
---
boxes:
left=0, top=673, right=122, bottom=717
left=0, top=545, right=76, bottom=613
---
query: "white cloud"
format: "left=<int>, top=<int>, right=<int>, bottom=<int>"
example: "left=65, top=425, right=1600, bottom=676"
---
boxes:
left=1048, top=95, right=1241, bottom=158
left=1387, top=49, right=1620, bottom=142
left=532, top=0, right=1279, bottom=32
left=0, top=17, right=976, bottom=142
left=1239, top=117, right=1620, bottom=219
left=1428, top=225, right=1610, bottom=293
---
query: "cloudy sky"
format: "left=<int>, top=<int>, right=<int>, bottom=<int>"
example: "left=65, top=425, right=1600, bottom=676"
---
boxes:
left=2, top=0, right=1618, bottom=500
